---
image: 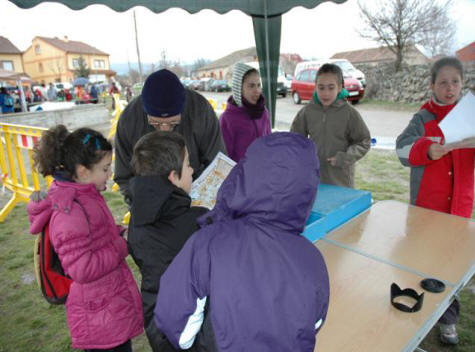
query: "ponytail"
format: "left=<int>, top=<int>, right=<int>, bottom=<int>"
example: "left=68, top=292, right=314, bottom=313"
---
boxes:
left=33, top=125, right=112, bottom=179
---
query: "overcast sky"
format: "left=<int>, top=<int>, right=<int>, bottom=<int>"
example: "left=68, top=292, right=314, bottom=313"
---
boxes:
left=1, top=0, right=474, bottom=64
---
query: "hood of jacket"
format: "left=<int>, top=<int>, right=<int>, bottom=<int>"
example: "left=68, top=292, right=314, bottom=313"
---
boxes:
left=309, top=96, right=348, bottom=112
left=231, top=62, right=254, bottom=107
left=27, top=180, right=97, bottom=234
left=129, top=175, right=192, bottom=226
left=200, top=132, right=319, bottom=234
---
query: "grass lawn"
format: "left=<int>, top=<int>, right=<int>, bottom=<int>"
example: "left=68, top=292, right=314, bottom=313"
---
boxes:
left=0, top=149, right=473, bottom=351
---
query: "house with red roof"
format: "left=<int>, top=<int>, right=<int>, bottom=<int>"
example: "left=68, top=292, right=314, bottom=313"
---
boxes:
left=22, top=36, right=115, bottom=84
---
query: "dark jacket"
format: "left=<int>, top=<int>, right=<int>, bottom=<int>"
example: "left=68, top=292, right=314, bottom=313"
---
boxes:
left=114, top=89, right=226, bottom=204
left=154, top=132, right=330, bottom=352
left=128, top=175, right=208, bottom=352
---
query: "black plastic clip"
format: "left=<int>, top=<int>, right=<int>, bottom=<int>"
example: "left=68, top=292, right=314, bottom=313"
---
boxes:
left=390, top=283, right=424, bottom=313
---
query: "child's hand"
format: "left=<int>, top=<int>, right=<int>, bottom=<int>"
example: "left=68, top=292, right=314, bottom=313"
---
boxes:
left=428, top=143, right=450, bottom=160
left=327, top=157, right=337, bottom=166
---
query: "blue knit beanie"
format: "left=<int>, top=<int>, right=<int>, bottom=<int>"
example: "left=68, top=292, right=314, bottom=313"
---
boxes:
left=141, top=69, right=185, bottom=117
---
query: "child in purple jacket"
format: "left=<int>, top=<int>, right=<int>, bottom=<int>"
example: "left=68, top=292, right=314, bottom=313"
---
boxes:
left=154, top=132, right=330, bottom=352
left=219, top=62, right=271, bottom=162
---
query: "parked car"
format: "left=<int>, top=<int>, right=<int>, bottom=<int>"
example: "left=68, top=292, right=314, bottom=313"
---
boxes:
left=189, top=80, right=201, bottom=90
left=210, top=80, right=231, bottom=92
left=198, top=77, right=214, bottom=91
left=180, top=78, right=192, bottom=88
left=276, top=81, right=287, bottom=97
left=294, top=59, right=366, bottom=88
left=290, top=68, right=364, bottom=105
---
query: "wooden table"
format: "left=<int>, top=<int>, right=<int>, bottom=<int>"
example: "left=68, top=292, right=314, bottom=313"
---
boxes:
left=313, top=200, right=475, bottom=352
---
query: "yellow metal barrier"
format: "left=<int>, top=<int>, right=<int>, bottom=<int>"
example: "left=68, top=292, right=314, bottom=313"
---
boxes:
left=104, top=94, right=129, bottom=224
left=108, top=93, right=125, bottom=140
left=207, top=98, right=217, bottom=111
left=0, top=121, right=131, bottom=225
left=0, top=123, right=52, bottom=223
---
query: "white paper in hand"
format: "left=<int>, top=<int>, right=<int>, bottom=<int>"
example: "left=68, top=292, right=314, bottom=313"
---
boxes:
left=439, top=91, right=475, bottom=148
left=190, top=152, right=236, bottom=209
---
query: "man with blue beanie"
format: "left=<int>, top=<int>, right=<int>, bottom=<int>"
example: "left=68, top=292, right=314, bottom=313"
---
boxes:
left=114, top=69, right=226, bottom=204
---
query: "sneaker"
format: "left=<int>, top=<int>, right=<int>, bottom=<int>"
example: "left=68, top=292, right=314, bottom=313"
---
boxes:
left=439, top=323, right=459, bottom=345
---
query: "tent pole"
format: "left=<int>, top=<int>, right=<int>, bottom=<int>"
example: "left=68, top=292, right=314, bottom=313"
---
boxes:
left=263, top=0, right=273, bottom=122
left=134, top=10, right=143, bottom=83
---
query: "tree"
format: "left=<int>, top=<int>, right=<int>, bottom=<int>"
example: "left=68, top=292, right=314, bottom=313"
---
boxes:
left=128, top=68, right=142, bottom=84
left=358, top=0, right=456, bottom=71
left=158, top=50, right=171, bottom=69
left=48, top=59, right=65, bottom=81
left=191, top=58, right=211, bottom=76
left=73, top=56, right=90, bottom=78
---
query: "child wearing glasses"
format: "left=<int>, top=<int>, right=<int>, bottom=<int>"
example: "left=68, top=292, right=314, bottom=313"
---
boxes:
left=27, top=125, right=143, bottom=352
left=127, top=131, right=209, bottom=351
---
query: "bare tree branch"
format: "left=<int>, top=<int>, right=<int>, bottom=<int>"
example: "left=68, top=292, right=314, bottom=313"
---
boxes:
left=357, top=0, right=456, bottom=71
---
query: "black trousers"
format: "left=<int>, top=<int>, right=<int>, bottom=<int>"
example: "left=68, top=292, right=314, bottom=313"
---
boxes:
left=438, top=299, right=460, bottom=325
left=84, top=340, right=132, bottom=352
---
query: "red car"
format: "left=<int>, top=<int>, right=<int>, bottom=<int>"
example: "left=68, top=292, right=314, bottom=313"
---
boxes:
left=290, top=68, right=364, bottom=104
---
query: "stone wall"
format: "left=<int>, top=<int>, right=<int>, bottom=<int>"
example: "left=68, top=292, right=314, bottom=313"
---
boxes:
left=0, top=103, right=111, bottom=137
left=355, top=62, right=475, bottom=103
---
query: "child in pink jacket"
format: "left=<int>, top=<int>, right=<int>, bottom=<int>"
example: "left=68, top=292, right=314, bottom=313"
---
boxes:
left=27, top=125, right=143, bottom=351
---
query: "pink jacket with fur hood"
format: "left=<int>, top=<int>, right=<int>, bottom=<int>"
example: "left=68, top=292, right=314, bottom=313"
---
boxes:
left=28, top=180, right=143, bottom=349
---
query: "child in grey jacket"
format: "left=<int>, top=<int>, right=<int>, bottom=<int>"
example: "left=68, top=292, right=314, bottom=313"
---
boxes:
left=291, top=63, right=371, bottom=188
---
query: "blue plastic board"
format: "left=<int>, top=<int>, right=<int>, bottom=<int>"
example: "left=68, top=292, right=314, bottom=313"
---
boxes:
left=302, top=184, right=372, bottom=243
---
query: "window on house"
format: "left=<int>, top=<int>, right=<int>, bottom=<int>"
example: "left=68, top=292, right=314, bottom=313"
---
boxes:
left=93, top=59, right=105, bottom=68
left=35, top=45, right=41, bottom=55
left=38, top=63, right=44, bottom=72
left=73, top=59, right=79, bottom=68
left=0, top=61, right=14, bottom=71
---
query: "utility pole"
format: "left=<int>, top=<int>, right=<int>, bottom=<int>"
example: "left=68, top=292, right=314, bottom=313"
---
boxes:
left=133, top=10, right=143, bottom=83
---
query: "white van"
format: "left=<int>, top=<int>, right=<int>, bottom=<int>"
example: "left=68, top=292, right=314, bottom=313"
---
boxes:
left=294, top=59, right=366, bottom=87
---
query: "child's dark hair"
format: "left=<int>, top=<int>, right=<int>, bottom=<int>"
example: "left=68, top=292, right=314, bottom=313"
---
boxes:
left=243, top=68, right=259, bottom=83
left=316, top=64, right=344, bottom=87
left=430, top=57, right=464, bottom=84
left=131, top=131, right=186, bottom=178
left=33, top=125, right=112, bottom=178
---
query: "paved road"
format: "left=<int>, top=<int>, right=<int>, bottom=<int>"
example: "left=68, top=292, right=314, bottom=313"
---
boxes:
left=202, top=92, right=414, bottom=149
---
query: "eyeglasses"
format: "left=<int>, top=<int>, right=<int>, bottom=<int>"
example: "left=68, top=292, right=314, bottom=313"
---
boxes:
left=147, top=115, right=181, bottom=129
left=148, top=121, right=180, bottom=128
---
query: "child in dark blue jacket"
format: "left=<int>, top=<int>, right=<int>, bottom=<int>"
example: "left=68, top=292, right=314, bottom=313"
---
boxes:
left=128, top=131, right=208, bottom=352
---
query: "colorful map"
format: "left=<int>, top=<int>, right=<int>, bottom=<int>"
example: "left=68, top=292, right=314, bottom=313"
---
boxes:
left=190, top=152, right=236, bottom=209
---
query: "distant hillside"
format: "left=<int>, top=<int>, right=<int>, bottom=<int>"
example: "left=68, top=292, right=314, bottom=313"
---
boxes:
left=111, top=62, right=197, bottom=76
left=110, top=62, right=155, bottom=75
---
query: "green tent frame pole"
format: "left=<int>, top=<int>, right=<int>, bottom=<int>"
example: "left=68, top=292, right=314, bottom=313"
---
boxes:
left=253, top=14, right=281, bottom=128
left=263, top=0, right=272, bottom=124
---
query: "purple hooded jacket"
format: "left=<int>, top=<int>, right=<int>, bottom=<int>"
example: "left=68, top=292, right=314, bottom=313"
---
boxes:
left=219, top=99, right=271, bottom=162
left=154, top=132, right=330, bottom=352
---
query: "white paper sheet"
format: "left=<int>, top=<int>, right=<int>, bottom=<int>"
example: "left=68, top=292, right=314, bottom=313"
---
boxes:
left=439, top=91, right=475, bottom=148
left=190, top=152, right=236, bottom=209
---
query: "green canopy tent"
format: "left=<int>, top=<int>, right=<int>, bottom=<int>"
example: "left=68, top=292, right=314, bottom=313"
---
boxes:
left=8, top=0, right=347, bottom=126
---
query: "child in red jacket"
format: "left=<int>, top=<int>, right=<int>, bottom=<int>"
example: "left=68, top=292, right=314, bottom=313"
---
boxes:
left=396, top=57, right=475, bottom=345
